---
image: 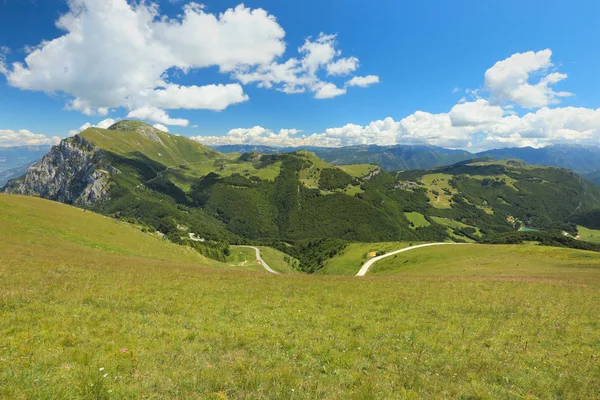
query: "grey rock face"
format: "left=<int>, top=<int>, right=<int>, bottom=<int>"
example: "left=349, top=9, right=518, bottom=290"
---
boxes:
left=2, top=135, right=119, bottom=206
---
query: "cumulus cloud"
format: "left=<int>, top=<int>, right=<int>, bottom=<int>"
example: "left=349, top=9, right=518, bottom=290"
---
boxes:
left=68, top=118, right=117, bottom=136
left=196, top=105, right=600, bottom=151
left=194, top=49, right=600, bottom=151
left=233, top=33, right=379, bottom=99
left=1, top=1, right=378, bottom=124
left=127, top=107, right=188, bottom=127
left=484, top=49, right=572, bottom=108
left=326, top=56, right=359, bottom=76
left=194, top=126, right=338, bottom=147
left=346, top=75, right=380, bottom=88
left=1, top=1, right=282, bottom=119
left=0, top=129, right=60, bottom=147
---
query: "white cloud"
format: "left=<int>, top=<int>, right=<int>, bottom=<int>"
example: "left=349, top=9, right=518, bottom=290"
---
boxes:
left=2, top=1, right=378, bottom=118
left=127, top=106, right=188, bottom=127
left=0, top=129, right=60, bottom=147
left=314, top=82, right=347, bottom=99
left=233, top=33, right=377, bottom=99
left=346, top=75, right=380, bottom=88
left=326, top=57, right=359, bottom=76
left=484, top=49, right=572, bottom=108
left=149, top=83, right=248, bottom=111
left=68, top=118, right=117, bottom=136
left=193, top=49, right=600, bottom=151
left=193, top=126, right=338, bottom=147
left=153, top=124, right=169, bottom=132
left=194, top=105, right=600, bottom=151
left=2, top=1, right=285, bottom=115
left=449, top=99, right=505, bottom=126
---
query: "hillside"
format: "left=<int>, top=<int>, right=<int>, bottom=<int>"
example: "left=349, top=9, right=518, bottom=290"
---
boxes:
left=583, top=169, right=600, bottom=186
left=0, top=194, right=217, bottom=267
left=2, top=194, right=599, bottom=398
left=5, top=121, right=600, bottom=272
left=396, top=159, right=600, bottom=233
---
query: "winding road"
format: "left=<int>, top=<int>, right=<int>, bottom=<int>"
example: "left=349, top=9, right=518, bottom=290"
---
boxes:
left=233, top=245, right=279, bottom=275
left=356, top=242, right=471, bottom=277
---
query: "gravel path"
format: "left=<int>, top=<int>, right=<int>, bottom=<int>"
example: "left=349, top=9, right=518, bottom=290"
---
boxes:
left=233, top=245, right=279, bottom=274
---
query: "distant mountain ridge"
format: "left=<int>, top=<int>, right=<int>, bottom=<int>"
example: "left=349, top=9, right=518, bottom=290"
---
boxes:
left=212, top=143, right=600, bottom=174
left=5, top=121, right=600, bottom=272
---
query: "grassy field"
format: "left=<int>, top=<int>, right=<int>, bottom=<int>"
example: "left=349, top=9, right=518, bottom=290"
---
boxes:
left=298, top=151, right=332, bottom=189
left=225, top=247, right=265, bottom=272
left=257, top=246, right=300, bottom=274
left=421, top=173, right=457, bottom=208
left=2, top=195, right=600, bottom=398
left=577, top=225, right=600, bottom=243
left=431, top=216, right=482, bottom=238
left=319, top=242, right=413, bottom=275
left=162, top=156, right=282, bottom=192
left=404, top=212, right=431, bottom=229
left=370, top=243, right=600, bottom=280
left=336, top=164, right=378, bottom=178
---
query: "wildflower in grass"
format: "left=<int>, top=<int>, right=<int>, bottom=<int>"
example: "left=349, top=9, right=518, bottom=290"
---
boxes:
left=121, top=348, right=128, bottom=353
left=99, top=367, right=104, bottom=371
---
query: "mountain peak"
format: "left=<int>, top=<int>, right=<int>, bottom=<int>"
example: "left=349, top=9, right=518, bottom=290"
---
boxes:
left=107, top=120, right=158, bottom=134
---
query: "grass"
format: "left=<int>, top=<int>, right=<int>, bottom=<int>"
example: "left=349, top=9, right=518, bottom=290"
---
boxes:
left=163, top=157, right=282, bottom=191
left=225, top=247, right=265, bottom=272
left=336, top=164, right=378, bottom=178
left=430, top=216, right=482, bottom=238
left=577, top=225, right=600, bottom=244
left=81, top=126, right=219, bottom=168
left=404, top=212, right=431, bottom=229
left=421, top=173, right=457, bottom=208
left=469, top=174, right=519, bottom=191
left=2, top=194, right=600, bottom=399
left=319, top=242, right=413, bottom=275
left=257, top=246, right=300, bottom=274
left=81, top=126, right=281, bottom=192
left=298, top=151, right=333, bottom=189
left=369, top=243, right=600, bottom=280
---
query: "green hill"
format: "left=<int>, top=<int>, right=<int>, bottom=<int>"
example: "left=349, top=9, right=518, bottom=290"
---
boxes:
left=0, top=194, right=218, bottom=267
left=370, top=244, right=600, bottom=279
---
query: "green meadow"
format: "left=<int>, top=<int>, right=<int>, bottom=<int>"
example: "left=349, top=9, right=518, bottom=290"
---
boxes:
left=1, top=194, right=599, bottom=399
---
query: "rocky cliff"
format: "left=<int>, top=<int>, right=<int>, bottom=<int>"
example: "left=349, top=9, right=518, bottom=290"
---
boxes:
left=1, top=135, right=119, bottom=206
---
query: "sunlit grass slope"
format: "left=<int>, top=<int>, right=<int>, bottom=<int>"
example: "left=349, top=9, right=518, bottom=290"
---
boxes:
left=0, top=194, right=217, bottom=266
left=318, top=242, right=414, bottom=275
left=370, top=243, right=600, bottom=281
left=80, top=122, right=220, bottom=167
left=577, top=225, right=600, bottom=244
left=257, top=246, right=300, bottom=273
left=1, top=194, right=599, bottom=398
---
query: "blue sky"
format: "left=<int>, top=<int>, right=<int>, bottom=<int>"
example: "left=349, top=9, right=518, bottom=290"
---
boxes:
left=0, top=0, right=599, bottom=150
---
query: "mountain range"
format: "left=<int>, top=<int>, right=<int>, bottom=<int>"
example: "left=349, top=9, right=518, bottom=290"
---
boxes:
left=213, top=143, right=600, bottom=175
left=4, top=121, right=600, bottom=272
